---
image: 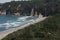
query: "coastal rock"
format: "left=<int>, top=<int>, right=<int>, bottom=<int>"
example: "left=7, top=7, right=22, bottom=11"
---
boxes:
left=0, top=10, right=6, bottom=15
left=14, top=12, right=20, bottom=16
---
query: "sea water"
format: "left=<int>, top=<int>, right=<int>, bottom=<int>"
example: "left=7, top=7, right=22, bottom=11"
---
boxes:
left=0, top=15, right=36, bottom=32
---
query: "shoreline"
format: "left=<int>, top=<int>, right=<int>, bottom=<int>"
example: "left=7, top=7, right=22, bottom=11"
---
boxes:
left=0, top=17, right=46, bottom=40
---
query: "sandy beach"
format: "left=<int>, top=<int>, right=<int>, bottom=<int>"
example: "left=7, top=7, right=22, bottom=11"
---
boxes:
left=0, top=17, right=46, bottom=40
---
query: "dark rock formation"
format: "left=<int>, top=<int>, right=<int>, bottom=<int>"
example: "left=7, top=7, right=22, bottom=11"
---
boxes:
left=0, top=0, right=60, bottom=16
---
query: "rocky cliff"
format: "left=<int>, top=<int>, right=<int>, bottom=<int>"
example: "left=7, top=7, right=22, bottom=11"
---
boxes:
left=0, top=1, right=60, bottom=16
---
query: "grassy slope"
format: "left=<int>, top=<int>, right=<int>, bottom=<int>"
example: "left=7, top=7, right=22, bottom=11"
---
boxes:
left=2, top=14, right=60, bottom=40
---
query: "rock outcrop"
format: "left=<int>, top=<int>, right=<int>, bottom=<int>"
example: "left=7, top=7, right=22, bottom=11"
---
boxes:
left=0, top=1, right=59, bottom=16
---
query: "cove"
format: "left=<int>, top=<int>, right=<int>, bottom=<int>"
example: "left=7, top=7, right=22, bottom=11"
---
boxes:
left=0, top=15, right=36, bottom=32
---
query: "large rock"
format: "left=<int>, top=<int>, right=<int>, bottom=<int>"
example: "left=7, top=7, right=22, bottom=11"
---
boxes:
left=14, top=12, right=20, bottom=16
left=1, top=10, right=6, bottom=15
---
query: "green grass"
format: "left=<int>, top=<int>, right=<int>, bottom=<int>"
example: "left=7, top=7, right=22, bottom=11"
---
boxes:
left=2, top=14, right=60, bottom=40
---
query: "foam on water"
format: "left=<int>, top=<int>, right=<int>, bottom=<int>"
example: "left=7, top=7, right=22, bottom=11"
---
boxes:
left=0, top=15, right=35, bottom=31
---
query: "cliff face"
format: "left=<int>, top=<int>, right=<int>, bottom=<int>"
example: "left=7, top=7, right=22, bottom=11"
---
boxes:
left=0, top=1, right=60, bottom=16
left=0, top=1, right=34, bottom=16
left=0, top=1, right=39, bottom=16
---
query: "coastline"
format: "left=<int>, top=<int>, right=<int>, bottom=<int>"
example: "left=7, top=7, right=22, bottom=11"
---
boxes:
left=0, top=17, right=47, bottom=40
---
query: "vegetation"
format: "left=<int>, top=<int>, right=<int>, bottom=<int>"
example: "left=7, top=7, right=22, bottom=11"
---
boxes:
left=1, top=0, right=60, bottom=40
left=2, top=14, right=60, bottom=40
left=0, top=0, right=60, bottom=16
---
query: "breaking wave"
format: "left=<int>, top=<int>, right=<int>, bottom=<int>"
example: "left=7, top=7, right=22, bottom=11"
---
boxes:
left=0, top=15, right=35, bottom=31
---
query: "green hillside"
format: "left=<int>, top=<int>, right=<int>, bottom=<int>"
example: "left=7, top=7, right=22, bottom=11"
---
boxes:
left=2, top=14, right=60, bottom=40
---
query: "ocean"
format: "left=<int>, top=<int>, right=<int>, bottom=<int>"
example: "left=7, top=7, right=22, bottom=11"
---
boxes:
left=0, top=15, right=36, bottom=32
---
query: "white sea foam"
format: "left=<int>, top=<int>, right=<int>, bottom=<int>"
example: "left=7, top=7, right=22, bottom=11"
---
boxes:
left=18, top=16, right=30, bottom=20
left=0, top=16, right=34, bottom=30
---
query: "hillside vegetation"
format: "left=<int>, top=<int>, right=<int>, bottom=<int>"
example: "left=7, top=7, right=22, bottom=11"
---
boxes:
left=2, top=14, right=60, bottom=40
left=0, top=0, right=60, bottom=16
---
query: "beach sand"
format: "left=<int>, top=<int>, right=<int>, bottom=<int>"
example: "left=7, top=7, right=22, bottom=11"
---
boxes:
left=0, top=17, right=47, bottom=40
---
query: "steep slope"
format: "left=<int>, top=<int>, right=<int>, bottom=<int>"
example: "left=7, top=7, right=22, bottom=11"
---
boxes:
left=0, top=0, right=60, bottom=16
left=2, top=14, right=60, bottom=40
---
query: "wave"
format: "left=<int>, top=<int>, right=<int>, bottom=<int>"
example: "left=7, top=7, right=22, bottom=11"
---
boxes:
left=0, top=16, right=35, bottom=31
